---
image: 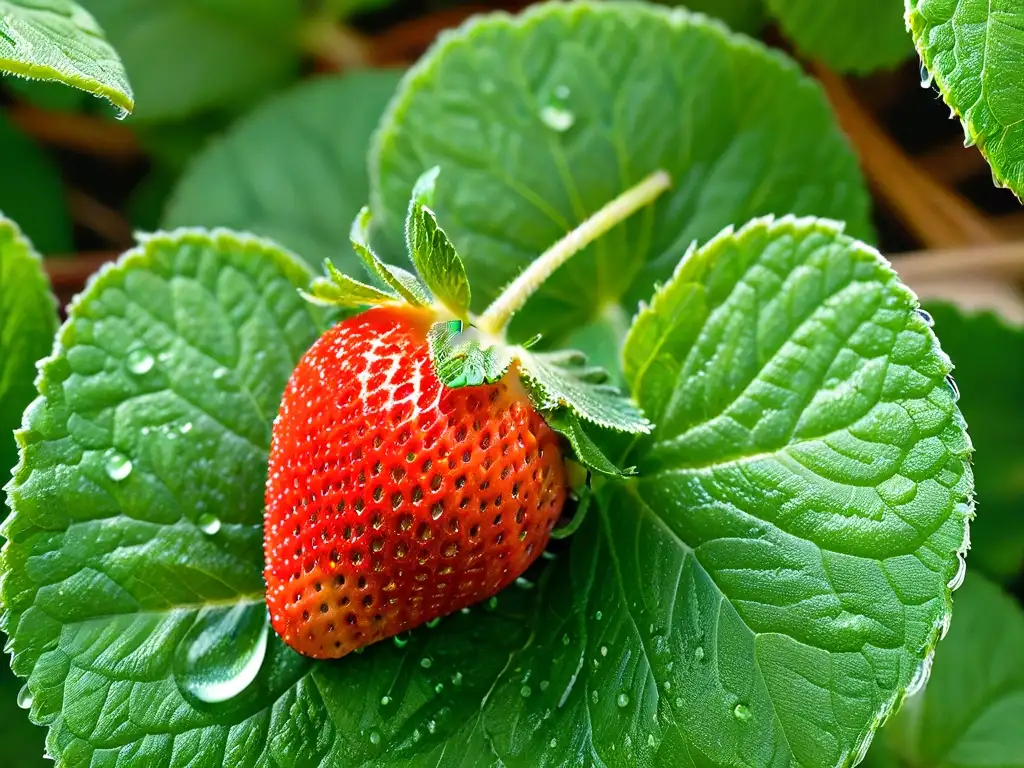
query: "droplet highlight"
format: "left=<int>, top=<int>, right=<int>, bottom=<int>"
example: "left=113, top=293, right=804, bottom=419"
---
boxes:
left=126, top=348, right=155, bottom=375
left=198, top=513, right=222, bottom=535
left=540, top=105, right=575, bottom=132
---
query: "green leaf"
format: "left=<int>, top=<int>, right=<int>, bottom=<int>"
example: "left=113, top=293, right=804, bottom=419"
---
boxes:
left=0, top=115, right=72, bottom=254
left=301, top=259, right=398, bottom=308
left=908, top=0, right=1024, bottom=198
left=866, top=575, right=1024, bottom=768
left=164, top=71, right=403, bottom=266
left=920, top=303, right=1024, bottom=582
left=406, top=167, right=472, bottom=318
left=79, top=0, right=302, bottom=121
left=547, top=410, right=634, bottom=477
left=656, top=0, right=766, bottom=36
left=351, top=206, right=430, bottom=306
left=427, top=319, right=513, bottom=388
left=766, top=0, right=913, bottom=74
left=519, top=347, right=651, bottom=434
left=622, top=215, right=972, bottom=766
left=0, top=214, right=58, bottom=508
left=0, top=0, right=133, bottom=114
left=371, top=2, right=872, bottom=343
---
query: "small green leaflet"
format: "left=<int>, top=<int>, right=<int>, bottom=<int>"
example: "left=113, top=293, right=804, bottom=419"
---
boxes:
left=350, top=207, right=430, bottom=306
left=519, top=348, right=651, bottom=434
left=864, top=575, right=1024, bottom=768
left=405, top=167, right=471, bottom=318
left=0, top=0, right=133, bottom=114
left=427, top=320, right=513, bottom=388
left=546, top=410, right=635, bottom=477
left=0, top=214, right=58, bottom=509
left=301, top=259, right=397, bottom=308
left=908, top=0, right=1024, bottom=198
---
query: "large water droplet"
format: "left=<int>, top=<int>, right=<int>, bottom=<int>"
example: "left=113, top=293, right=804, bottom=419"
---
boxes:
left=174, top=602, right=268, bottom=703
left=126, top=348, right=155, bottom=375
left=920, top=61, right=934, bottom=89
left=549, top=737, right=558, bottom=748
left=16, top=684, right=32, bottom=709
left=733, top=703, right=752, bottom=721
left=616, top=692, right=630, bottom=708
left=540, top=105, right=575, bottom=132
left=198, top=513, right=221, bottom=535
left=945, top=374, right=960, bottom=402
left=105, top=452, right=133, bottom=481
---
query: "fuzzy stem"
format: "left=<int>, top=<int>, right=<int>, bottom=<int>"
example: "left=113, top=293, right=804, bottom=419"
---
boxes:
left=476, top=170, right=672, bottom=336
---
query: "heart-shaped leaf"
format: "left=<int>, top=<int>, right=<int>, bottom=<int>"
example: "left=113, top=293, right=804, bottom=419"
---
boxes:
left=0, top=0, right=133, bottom=114
left=371, top=2, right=873, bottom=343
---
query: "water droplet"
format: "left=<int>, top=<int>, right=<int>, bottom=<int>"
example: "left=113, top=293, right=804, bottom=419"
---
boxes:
left=16, top=684, right=32, bottom=709
left=549, top=737, right=558, bottom=748
left=600, top=646, right=608, bottom=657
left=520, top=685, right=532, bottom=698
left=380, top=695, right=392, bottom=706
left=919, top=61, right=934, bottom=89
left=213, top=367, right=229, bottom=381
left=180, top=422, right=193, bottom=434
left=916, top=308, right=934, bottom=327
left=616, top=693, right=630, bottom=708
left=198, top=513, right=221, bottom=535
left=540, top=105, right=575, bottom=132
left=126, top=348, right=154, bottom=375
left=420, top=657, right=433, bottom=669
left=907, top=651, right=935, bottom=696
left=694, top=646, right=705, bottom=662
left=594, top=610, right=603, bottom=621
left=662, top=680, right=671, bottom=692
left=948, top=552, right=967, bottom=590
left=451, top=671, right=463, bottom=687
left=733, top=703, right=752, bottom=721
left=945, top=374, right=960, bottom=402
left=105, top=452, right=133, bottom=481
left=174, top=602, right=268, bottom=703
left=369, top=731, right=381, bottom=746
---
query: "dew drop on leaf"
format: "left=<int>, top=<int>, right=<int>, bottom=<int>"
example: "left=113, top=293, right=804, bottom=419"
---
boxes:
left=663, top=680, right=671, bottom=692
left=916, top=308, right=934, bottom=327
left=539, top=105, right=575, bottom=132
left=213, top=366, right=229, bottom=381
left=173, top=602, right=269, bottom=703
left=198, top=513, right=221, bottom=535
left=945, top=374, right=961, bottom=402
left=919, top=60, right=934, bottom=89
left=520, top=684, right=532, bottom=698
left=420, top=656, right=433, bottom=669
left=549, top=738, right=558, bottom=748
left=16, top=684, right=32, bottom=709
left=694, top=646, right=705, bottom=662
left=105, top=452, right=133, bottom=481
left=616, top=692, right=630, bottom=708
left=126, top=348, right=155, bottom=375
left=369, top=731, right=381, bottom=746
left=600, top=645, right=608, bottom=657
left=380, top=695, right=391, bottom=706
left=733, top=703, right=752, bottom=721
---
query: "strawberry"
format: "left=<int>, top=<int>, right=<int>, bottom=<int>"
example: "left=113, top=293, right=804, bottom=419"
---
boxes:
left=263, top=168, right=667, bottom=659
left=264, top=306, right=567, bottom=658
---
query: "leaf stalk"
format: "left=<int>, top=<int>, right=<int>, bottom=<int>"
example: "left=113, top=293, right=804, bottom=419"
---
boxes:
left=476, top=169, right=672, bottom=336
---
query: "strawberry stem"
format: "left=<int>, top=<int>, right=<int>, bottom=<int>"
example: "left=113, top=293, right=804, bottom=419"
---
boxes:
left=476, top=170, right=672, bottom=336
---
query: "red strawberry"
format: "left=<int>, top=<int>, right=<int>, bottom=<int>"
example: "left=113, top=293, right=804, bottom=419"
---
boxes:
left=264, top=305, right=567, bottom=658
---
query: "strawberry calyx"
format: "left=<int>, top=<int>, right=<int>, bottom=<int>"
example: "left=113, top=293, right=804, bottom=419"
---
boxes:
left=300, top=167, right=672, bottom=479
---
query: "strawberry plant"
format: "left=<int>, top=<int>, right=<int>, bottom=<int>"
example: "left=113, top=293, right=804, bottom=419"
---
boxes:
left=2, top=1, right=1024, bottom=766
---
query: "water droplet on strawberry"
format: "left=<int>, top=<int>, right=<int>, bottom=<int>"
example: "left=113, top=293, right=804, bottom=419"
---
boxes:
left=173, top=602, right=268, bottom=703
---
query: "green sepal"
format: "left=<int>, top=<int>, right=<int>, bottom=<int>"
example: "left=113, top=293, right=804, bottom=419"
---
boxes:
left=427, top=320, right=515, bottom=388
left=350, top=207, right=431, bottom=306
left=406, top=167, right=472, bottom=318
left=518, top=348, right=651, bottom=434
left=299, top=259, right=397, bottom=308
left=547, top=410, right=635, bottom=477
